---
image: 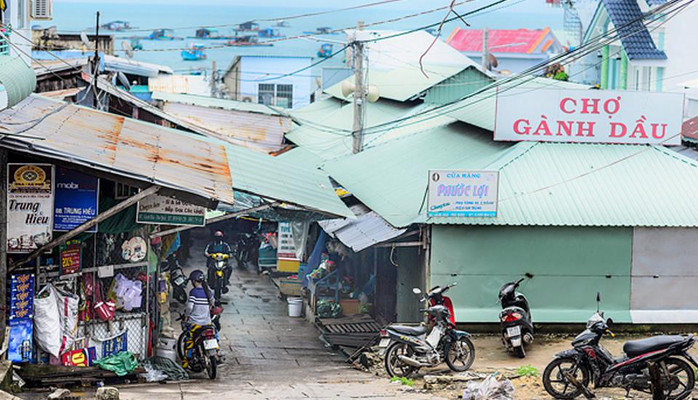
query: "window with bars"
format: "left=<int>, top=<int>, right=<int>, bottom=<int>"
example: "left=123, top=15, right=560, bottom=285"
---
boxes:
left=257, top=83, right=294, bottom=108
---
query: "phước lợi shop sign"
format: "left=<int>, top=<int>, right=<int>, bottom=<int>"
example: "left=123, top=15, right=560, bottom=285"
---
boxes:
left=494, top=88, right=684, bottom=145
left=7, top=164, right=54, bottom=253
left=136, top=194, right=206, bottom=226
left=427, top=170, right=499, bottom=218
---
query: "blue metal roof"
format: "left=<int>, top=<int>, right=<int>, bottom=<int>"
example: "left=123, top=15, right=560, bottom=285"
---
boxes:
left=646, top=0, right=667, bottom=6
left=602, top=0, right=667, bottom=60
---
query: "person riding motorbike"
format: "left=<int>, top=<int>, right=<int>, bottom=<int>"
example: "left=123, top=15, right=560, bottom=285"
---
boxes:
left=205, top=231, right=233, bottom=286
left=182, top=270, right=217, bottom=369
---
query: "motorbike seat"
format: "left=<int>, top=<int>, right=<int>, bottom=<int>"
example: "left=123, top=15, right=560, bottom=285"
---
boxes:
left=623, top=335, right=685, bottom=357
left=389, top=325, right=427, bottom=336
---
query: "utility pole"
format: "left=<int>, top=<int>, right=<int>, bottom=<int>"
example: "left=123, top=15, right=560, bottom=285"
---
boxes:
left=351, top=20, right=365, bottom=154
left=0, top=148, right=7, bottom=346
left=92, top=11, right=101, bottom=109
left=481, top=27, right=489, bottom=71
left=210, top=60, right=217, bottom=97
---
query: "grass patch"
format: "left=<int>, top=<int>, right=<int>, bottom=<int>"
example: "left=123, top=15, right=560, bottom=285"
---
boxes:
left=390, top=376, right=415, bottom=387
left=516, top=364, right=540, bottom=377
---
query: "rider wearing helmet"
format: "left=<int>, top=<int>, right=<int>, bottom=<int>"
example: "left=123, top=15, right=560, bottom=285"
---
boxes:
left=182, top=269, right=215, bottom=369
left=205, top=230, right=233, bottom=285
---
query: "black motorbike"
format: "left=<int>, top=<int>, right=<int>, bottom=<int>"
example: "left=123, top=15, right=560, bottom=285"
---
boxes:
left=232, top=232, right=257, bottom=270
left=498, top=277, right=534, bottom=358
left=175, top=312, right=221, bottom=380
left=161, top=254, right=188, bottom=304
left=382, top=287, right=475, bottom=378
left=542, top=297, right=698, bottom=399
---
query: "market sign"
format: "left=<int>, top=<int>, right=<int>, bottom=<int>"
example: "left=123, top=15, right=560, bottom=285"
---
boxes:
left=7, top=164, right=54, bottom=253
left=53, top=167, right=99, bottom=232
left=136, top=194, right=206, bottom=226
left=277, top=222, right=299, bottom=259
left=494, top=88, right=684, bottom=145
left=427, top=170, right=498, bottom=218
left=60, top=240, right=82, bottom=275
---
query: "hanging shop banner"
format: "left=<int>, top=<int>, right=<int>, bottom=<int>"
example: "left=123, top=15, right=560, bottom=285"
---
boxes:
left=101, top=331, right=128, bottom=358
left=9, top=274, right=34, bottom=320
left=136, top=194, right=206, bottom=226
left=277, top=222, right=299, bottom=259
left=7, top=164, right=54, bottom=253
left=427, top=170, right=499, bottom=218
left=60, top=240, right=82, bottom=275
left=61, top=347, right=97, bottom=367
left=53, top=167, right=99, bottom=232
left=7, top=319, right=33, bottom=363
left=494, top=88, right=684, bottom=145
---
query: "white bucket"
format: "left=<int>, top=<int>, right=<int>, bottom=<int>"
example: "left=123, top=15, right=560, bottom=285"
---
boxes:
left=287, top=297, right=303, bottom=317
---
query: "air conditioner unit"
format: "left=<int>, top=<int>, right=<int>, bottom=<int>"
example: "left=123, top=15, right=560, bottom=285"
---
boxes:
left=31, top=0, right=53, bottom=20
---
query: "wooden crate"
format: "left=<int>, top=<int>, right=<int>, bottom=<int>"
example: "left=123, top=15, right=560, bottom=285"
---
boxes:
left=279, top=278, right=302, bottom=296
left=339, top=299, right=360, bottom=315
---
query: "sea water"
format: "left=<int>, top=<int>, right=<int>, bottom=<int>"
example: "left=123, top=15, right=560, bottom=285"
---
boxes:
left=42, top=0, right=565, bottom=75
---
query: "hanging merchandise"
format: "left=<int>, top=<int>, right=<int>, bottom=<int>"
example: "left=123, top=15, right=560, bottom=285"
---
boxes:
left=122, top=236, right=147, bottom=262
left=97, top=331, right=128, bottom=358
left=9, top=274, right=34, bottom=320
left=59, top=239, right=82, bottom=276
left=61, top=347, right=97, bottom=367
left=8, top=319, right=33, bottom=363
left=93, top=280, right=115, bottom=322
left=113, top=273, right=143, bottom=311
left=55, top=286, right=79, bottom=354
left=34, top=285, right=62, bottom=358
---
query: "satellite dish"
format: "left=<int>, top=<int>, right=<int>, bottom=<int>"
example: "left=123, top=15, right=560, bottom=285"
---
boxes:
left=117, top=71, right=131, bottom=91
left=366, top=85, right=380, bottom=103
left=121, top=41, right=134, bottom=59
left=340, top=80, right=355, bottom=98
left=80, top=31, right=91, bottom=51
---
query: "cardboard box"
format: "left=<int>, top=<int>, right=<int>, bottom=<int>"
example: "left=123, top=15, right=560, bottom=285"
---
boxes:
left=279, top=278, right=302, bottom=297
left=339, top=299, right=360, bottom=315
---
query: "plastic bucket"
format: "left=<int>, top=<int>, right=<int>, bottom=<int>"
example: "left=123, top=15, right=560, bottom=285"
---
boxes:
left=287, top=297, right=303, bottom=317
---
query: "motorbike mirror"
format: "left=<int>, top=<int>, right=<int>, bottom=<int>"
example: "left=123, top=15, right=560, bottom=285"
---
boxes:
left=412, top=288, right=422, bottom=295
left=524, top=272, right=534, bottom=279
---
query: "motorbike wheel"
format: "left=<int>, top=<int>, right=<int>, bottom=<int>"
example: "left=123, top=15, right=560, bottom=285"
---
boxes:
left=445, top=336, right=475, bottom=372
left=384, top=342, right=418, bottom=378
left=542, top=357, right=590, bottom=399
left=514, top=345, right=526, bottom=359
left=661, top=357, right=695, bottom=400
left=173, top=286, right=188, bottom=304
left=176, top=331, right=187, bottom=362
left=204, top=354, right=217, bottom=379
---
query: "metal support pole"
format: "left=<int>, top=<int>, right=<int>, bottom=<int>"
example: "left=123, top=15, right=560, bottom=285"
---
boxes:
left=482, top=27, right=489, bottom=71
left=0, top=149, right=7, bottom=344
left=210, top=60, right=217, bottom=97
left=92, top=12, right=101, bottom=109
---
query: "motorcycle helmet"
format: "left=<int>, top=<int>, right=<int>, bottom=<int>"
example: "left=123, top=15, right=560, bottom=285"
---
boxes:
left=214, top=230, right=224, bottom=238
left=189, top=269, right=205, bottom=283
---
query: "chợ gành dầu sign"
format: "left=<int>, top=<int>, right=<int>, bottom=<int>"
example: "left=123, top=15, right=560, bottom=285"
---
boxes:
left=494, top=88, right=684, bottom=145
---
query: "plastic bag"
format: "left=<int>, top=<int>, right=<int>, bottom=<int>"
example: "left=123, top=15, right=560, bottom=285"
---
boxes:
left=34, top=285, right=61, bottom=357
left=113, top=274, right=142, bottom=311
left=54, top=287, right=79, bottom=354
left=463, top=375, right=515, bottom=400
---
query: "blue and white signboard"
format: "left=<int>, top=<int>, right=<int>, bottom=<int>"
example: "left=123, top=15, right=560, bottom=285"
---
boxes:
left=53, top=167, right=99, bottom=232
left=427, top=170, right=499, bottom=218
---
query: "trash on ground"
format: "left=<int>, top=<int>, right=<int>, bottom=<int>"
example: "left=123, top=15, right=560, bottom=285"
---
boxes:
left=463, top=374, right=515, bottom=400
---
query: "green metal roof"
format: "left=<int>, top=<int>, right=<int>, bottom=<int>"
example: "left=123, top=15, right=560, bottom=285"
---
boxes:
left=0, top=56, right=36, bottom=108
left=275, top=146, right=324, bottom=169
left=287, top=98, right=456, bottom=161
left=428, top=143, right=698, bottom=227
left=446, top=77, right=590, bottom=131
left=322, top=122, right=513, bottom=227
left=152, top=91, right=285, bottom=116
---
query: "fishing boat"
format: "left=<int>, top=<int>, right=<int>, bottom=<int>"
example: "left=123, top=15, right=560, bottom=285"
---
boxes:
left=303, top=26, right=338, bottom=35
left=181, top=43, right=207, bottom=61
left=236, top=21, right=260, bottom=32
left=148, top=29, right=179, bottom=40
left=258, top=28, right=283, bottom=38
left=275, top=20, right=290, bottom=27
left=317, top=43, right=333, bottom=58
left=225, top=35, right=273, bottom=47
left=101, top=20, right=132, bottom=31
left=130, top=38, right=143, bottom=51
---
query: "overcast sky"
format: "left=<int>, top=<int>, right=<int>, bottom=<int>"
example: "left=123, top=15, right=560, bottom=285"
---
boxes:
left=53, top=0, right=468, bottom=9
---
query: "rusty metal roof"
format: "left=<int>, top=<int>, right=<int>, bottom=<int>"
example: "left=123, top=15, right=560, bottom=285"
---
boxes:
left=0, top=95, right=234, bottom=204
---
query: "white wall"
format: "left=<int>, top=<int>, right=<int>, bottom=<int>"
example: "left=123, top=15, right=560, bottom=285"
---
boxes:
left=239, top=56, right=313, bottom=109
left=652, top=2, right=698, bottom=95
left=4, top=0, right=31, bottom=65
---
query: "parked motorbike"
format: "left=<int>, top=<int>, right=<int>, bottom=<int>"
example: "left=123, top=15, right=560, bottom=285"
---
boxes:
left=498, top=276, right=534, bottom=358
left=542, top=294, right=698, bottom=400
left=381, top=287, right=475, bottom=378
left=206, top=252, right=230, bottom=304
left=175, top=312, right=221, bottom=380
left=232, top=232, right=257, bottom=270
left=163, top=254, right=188, bottom=304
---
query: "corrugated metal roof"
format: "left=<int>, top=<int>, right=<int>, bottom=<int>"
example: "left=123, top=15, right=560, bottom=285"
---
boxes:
left=0, top=56, right=36, bottom=108
left=152, top=91, right=285, bottom=116
left=161, top=101, right=288, bottom=153
left=319, top=205, right=407, bottom=252
left=322, top=123, right=512, bottom=227
left=286, top=98, right=456, bottom=160
left=446, top=77, right=591, bottom=131
left=275, top=146, right=324, bottom=169
left=446, top=28, right=560, bottom=54
left=428, top=142, right=698, bottom=227
left=0, top=95, right=233, bottom=204
left=323, top=30, right=485, bottom=102
left=148, top=75, right=209, bottom=96
left=103, top=55, right=174, bottom=77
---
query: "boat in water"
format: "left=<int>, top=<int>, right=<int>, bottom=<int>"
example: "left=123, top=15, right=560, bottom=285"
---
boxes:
left=317, top=43, right=333, bottom=58
left=303, top=27, right=338, bottom=35
left=181, top=43, right=207, bottom=61
left=101, top=20, right=132, bottom=31
left=236, top=21, right=260, bottom=32
left=258, top=27, right=283, bottom=38
left=225, top=35, right=273, bottom=47
left=275, top=20, right=290, bottom=27
left=148, top=29, right=180, bottom=40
